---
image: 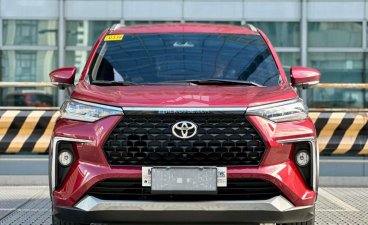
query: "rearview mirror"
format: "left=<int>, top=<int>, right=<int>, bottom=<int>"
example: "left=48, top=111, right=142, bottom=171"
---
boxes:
left=49, top=67, right=76, bottom=89
left=290, top=66, right=320, bottom=89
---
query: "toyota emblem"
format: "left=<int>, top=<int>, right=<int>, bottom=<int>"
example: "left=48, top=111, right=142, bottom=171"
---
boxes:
left=172, top=121, right=198, bottom=139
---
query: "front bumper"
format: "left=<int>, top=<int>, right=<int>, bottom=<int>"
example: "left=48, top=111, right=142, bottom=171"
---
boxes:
left=54, top=195, right=315, bottom=224
left=51, top=115, right=318, bottom=224
left=51, top=116, right=318, bottom=207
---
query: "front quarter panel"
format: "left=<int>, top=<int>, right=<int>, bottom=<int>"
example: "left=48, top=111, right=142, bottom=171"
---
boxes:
left=52, top=116, right=122, bottom=206
left=53, top=116, right=121, bottom=166
left=246, top=115, right=317, bottom=206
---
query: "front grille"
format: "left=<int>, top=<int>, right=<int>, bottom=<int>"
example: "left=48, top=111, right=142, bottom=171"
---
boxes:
left=103, top=115, right=265, bottom=166
left=87, top=178, right=281, bottom=201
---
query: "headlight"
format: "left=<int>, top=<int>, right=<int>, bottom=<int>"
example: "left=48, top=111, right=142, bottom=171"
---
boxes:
left=246, top=98, right=307, bottom=122
left=60, top=99, right=123, bottom=122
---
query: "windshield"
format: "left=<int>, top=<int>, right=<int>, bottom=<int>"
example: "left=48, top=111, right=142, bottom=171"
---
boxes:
left=90, top=33, right=281, bottom=86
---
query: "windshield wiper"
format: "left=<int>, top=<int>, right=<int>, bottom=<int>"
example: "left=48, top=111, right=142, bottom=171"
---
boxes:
left=92, top=80, right=137, bottom=86
left=183, top=79, right=263, bottom=87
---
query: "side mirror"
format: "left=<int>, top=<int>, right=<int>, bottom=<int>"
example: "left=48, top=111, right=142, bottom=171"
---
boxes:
left=49, top=67, right=76, bottom=89
left=290, top=66, right=320, bottom=89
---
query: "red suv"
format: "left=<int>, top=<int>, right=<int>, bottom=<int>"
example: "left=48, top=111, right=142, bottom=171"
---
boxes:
left=49, top=23, right=320, bottom=225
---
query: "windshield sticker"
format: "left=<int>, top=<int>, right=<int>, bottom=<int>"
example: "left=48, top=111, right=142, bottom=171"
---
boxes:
left=104, top=34, right=124, bottom=41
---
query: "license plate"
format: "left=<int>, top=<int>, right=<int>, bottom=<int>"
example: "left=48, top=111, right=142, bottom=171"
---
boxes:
left=151, top=167, right=217, bottom=194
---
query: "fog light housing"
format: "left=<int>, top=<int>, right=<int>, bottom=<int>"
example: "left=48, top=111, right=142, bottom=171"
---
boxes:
left=295, top=150, right=310, bottom=167
left=58, top=150, right=73, bottom=167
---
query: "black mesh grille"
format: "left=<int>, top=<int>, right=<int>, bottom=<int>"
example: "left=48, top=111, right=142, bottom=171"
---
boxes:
left=103, top=115, right=265, bottom=166
left=87, top=178, right=281, bottom=201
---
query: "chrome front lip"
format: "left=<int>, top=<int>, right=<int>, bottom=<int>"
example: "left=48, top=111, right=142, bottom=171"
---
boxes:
left=75, top=195, right=312, bottom=212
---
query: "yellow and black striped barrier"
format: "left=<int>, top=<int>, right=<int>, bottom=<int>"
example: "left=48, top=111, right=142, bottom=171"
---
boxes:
left=310, top=112, right=368, bottom=155
left=0, top=110, right=59, bottom=153
left=0, top=110, right=367, bottom=155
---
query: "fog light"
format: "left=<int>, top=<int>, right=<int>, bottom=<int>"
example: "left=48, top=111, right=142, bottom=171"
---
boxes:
left=295, top=150, right=310, bottom=167
left=58, top=150, right=73, bottom=167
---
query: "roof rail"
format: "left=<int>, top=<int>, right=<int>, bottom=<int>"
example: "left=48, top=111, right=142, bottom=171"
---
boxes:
left=110, top=23, right=124, bottom=31
left=245, top=23, right=258, bottom=33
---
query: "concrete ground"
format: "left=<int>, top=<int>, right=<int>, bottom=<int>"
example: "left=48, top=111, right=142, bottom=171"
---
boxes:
left=0, top=186, right=367, bottom=225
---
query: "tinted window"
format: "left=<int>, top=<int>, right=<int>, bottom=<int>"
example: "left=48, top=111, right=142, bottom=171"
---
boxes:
left=91, top=33, right=280, bottom=86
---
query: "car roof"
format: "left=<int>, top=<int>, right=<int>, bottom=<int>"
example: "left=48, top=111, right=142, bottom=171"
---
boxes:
left=109, top=23, right=258, bottom=35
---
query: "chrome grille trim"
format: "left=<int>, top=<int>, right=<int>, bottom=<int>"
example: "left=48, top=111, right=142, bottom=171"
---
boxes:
left=122, top=107, right=247, bottom=115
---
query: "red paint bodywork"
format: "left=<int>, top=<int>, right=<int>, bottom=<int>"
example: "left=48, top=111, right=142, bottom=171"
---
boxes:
left=110, top=23, right=258, bottom=35
left=49, top=67, right=77, bottom=85
left=72, top=81, right=298, bottom=107
left=290, top=66, right=321, bottom=86
left=52, top=24, right=317, bottom=211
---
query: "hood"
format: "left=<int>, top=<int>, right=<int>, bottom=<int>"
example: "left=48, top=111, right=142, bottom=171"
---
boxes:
left=71, top=81, right=298, bottom=108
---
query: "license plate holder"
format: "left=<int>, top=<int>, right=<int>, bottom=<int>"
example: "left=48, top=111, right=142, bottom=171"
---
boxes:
left=151, top=167, right=217, bottom=194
